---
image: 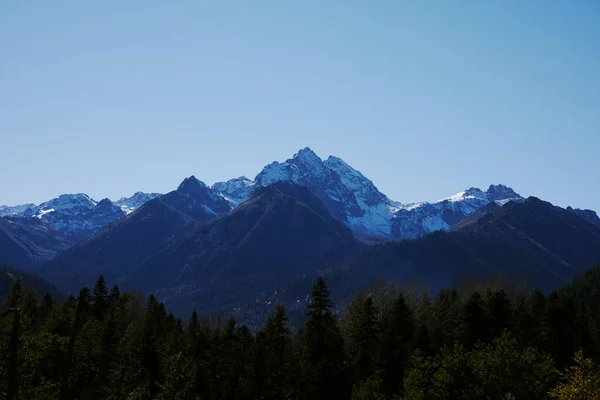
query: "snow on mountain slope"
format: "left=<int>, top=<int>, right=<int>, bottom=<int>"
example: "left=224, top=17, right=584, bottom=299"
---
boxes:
left=213, top=148, right=523, bottom=239
left=3, top=147, right=528, bottom=242
left=252, top=147, right=397, bottom=237
left=390, top=185, right=523, bottom=239
left=115, top=192, right=162, bottom=214
left=19, top=194, right=125, bottom=239
left=212, top=177, right=256, bottom=206
left=0, top=203, right=35, bottom=217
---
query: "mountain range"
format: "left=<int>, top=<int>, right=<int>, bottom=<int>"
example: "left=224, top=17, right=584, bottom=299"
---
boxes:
left=2, top=147, right=600, bottom=321
left=0, top=147, right=527, bottom=242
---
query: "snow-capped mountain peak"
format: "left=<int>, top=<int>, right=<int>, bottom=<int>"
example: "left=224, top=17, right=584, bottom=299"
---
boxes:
left=215, top=148, right=526, bottom=239
left=391, top=184, right=523, bottom=239
left=2, top=147, right=532, bottom=243
left=32, top=193, right=98, bottom=214
left=212, top=176, right=255, bottom=206
left=486, top=184, right=522, bottom=202
left=255, top=161, right=301, bottom=186
left=115, top=191, right=162, bottom=214
left=252, top=148, right=398, bottom=237
left=290, top=147, right=329, bottom=176
left=19, top=193, right=125, bottom=238
left=438, top=187, right=488, bottom=204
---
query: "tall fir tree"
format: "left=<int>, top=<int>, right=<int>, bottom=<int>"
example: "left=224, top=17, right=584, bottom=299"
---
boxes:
left=302, top=277, right=349, bottom=399
left=379, top=291, right=414, bottom=396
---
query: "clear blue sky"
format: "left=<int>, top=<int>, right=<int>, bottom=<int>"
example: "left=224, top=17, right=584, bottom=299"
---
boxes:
left=1, top=1, right=599, bottom=211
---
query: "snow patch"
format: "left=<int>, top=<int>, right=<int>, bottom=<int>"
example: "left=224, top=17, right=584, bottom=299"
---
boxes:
left=33, top=208, right=55, bottom=219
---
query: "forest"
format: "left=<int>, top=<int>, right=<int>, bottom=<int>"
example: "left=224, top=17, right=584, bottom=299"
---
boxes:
left=1, top=269, right=600, bottom=400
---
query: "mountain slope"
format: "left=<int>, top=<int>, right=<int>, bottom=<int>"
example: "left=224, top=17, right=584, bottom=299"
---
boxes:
left=21, top=194, right=126, bottom=239
left=39, top=176, right=232, bottom=292
left=0, top=216, right=74, bottom=270
left=390, top=185, right=523, bottom=239
left=0, top=203, right=35, bottom=217
left=212, top=176, right=255, bottom=206
left=5, top=147, right=534, bottom=241
left=114, top=182, right=362, bottom=315
left=243, top=197, right=600, bottom=321
left=114, top=191, right=162, bottom=214
left=567, top=206, right=600, bottom=229
left=213, top=147, right=523, bottom=240
left=253, top=148, right=399, bottom=237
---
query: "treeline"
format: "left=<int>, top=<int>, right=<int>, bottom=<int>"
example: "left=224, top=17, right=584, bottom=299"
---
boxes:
left=1, top=274, right=600, bottom=399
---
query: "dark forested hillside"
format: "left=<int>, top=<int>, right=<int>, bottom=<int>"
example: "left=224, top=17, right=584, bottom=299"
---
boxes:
left=2, top=272, right=600, bottom=399
left=0, top=265, right=63, bottom=305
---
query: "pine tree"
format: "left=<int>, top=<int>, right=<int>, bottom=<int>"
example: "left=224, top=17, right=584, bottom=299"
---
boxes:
left=348, top=296, right=379, bottom=383
left=60, top=287, right=91, bottom=399
left=256, top=306, right=296, bottom=399
left=379, top=292, right=414, bottom=396
left=463, top=291, right=491, bottom=347
left=302, top=277, right=349, bottom=399
left=141, top=294, right=164, bottom=398
left=429, top=289, right=464, bottom=351
left=484, top=288, right=513, bottom=339
left=91, top=276, right=109, bottom=320
left=6, top=276, right=23, bottom=309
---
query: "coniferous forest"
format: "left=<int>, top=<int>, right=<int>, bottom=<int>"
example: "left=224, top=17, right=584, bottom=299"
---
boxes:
left=2, top=271, right=600, bottom=400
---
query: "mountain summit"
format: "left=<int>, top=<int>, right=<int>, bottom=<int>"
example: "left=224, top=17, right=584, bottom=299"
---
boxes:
left=4, top=147, right=527, bottom=243
left=214, top=147, right=522, bottom=239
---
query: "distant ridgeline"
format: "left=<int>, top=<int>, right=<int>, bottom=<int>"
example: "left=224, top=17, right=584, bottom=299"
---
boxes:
left=1, top=270, right=600, bottom=399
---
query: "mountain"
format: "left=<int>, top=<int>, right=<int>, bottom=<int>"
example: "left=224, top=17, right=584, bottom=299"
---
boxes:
left=213, top=147, right=523, bottom=240
left=0, top=203, right=35, bottom=217
left=1, top=148, right=531, bottom=242
left=40, top=176, right=232, bottom=292
left=253, top=148, right=400, bottom=238
left=114, top=191, right=162, bottom=214
left=1, top=191, right=161, bottom=242
left=41, top=181, right=361, bottom=318
left=212, top=176, right=255, bottom=206
left=381, top=197, right=600, bottom=292
left=0, top=216, right=74, bottom=270
left=231, top=197, right=600, bottom=324
left=121, top=182, right=362, bottom=315
left=20, top=194, right=126, bottom=240
left=390, top=185, right=523, bottom=239
left=567, top=206, right=600, bottom=229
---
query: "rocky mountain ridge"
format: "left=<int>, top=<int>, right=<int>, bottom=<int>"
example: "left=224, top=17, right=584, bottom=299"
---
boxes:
left=3, top=147, right=595, bottom=242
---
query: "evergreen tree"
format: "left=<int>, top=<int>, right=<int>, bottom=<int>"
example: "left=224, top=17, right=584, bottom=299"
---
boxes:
left=484, top=288, right=513, bottom=338
left=347, top=296, right=380, bottom=384
left=141, top=294, right=164, bottom=398
left=91, top=276, right=109, bottom=320
left=6, top=276, right=23, bottom=309
left=302, top=277, right=349, bottom=399
left=256, top=306, right=297, bottom=399
left=462, top=291, right=490, bottom=347
left=379, top=292, right=414, bottom=396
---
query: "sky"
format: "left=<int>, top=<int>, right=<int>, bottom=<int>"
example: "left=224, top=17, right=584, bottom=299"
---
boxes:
left=1, top=1, right=599, bottom=211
